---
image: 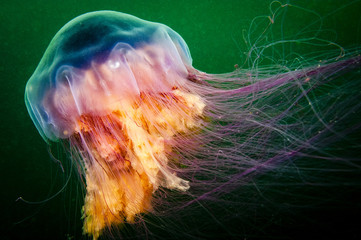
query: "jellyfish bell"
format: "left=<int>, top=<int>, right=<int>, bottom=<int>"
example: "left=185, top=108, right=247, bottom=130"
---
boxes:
left=25, top=10, right=208, bottom=239
left=25, top=10, right=195, bottom=142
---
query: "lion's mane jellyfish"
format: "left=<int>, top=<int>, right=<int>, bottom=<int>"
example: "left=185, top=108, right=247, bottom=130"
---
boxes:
left=25, top=10, right=361, bottom=240
left=25, top=11, right=207, bottom=238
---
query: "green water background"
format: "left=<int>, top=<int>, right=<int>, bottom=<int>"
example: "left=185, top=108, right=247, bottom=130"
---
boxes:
left=1, top=0, right=361, bottom=239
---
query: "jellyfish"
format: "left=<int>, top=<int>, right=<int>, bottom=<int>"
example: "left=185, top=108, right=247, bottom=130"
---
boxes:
left=24, top=9, right=361, bottom=240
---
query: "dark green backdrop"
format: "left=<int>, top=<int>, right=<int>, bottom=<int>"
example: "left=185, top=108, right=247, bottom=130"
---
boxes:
left=1, top=0, right=360, bottom=239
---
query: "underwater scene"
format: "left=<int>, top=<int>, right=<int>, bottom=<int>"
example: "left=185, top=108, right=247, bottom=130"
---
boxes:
left=1, top=0, right=361, bottom=239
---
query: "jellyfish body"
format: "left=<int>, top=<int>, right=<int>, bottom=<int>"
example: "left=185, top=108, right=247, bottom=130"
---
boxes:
left=25, top=10, right=361, bottom=240
left=25, top=11, right=208, bottom=239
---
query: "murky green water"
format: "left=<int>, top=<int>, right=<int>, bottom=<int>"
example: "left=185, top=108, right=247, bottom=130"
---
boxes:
left=1, top=0, right=360, bottom=239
